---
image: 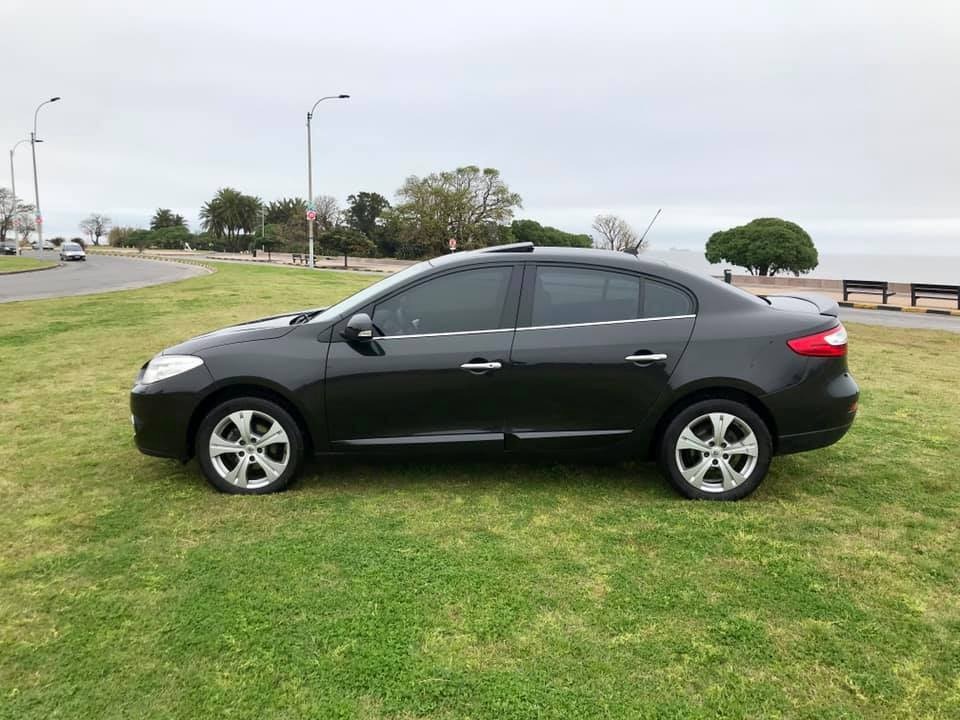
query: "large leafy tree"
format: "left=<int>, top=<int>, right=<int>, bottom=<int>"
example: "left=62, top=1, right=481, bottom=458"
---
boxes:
left=150, top=208, right=187, bottom=230
left=79, top=213, right=112, bottom=245
left=344, top=191, right=391, bottom=237
left=395, top=165, right=522, bottom=255
left=199, top=188, right=262, bottom=251
left=510, top=219, right=592, bottom=248
left=705, top=218, right=818, bottom=276
left=317, top=227, right=375, bottom=268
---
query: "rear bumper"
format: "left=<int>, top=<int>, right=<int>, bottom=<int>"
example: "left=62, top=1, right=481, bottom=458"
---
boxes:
left=776, top=422, right=854, bottom=455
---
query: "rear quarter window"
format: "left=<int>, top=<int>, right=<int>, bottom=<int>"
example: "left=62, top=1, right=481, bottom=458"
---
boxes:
left=642, top=279, right=694, bottom=318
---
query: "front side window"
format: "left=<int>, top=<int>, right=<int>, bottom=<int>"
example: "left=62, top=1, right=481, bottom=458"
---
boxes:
left=373, top=266, right=513, bottom=336
left=531, top=267, right=641, bottom=326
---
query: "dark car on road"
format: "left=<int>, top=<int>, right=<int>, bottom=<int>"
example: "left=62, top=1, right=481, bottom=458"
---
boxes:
left=131, top=243, right=858, bottom=500
left=0, top=241, right=17, bottom=255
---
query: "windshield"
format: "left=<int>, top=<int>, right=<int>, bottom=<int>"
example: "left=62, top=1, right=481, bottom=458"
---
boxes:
left=64, top=244, right=82, bottom=251
left=309, top=261, right=431, bottom=324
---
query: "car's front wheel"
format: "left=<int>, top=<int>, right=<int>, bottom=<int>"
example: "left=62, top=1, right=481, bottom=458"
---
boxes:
left=659, top=399, right=772, bottom=500
left=196, top=397, right=304, bottom=494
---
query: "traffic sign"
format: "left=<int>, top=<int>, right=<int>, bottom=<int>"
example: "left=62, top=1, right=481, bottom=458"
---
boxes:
left=448, top=237, right=457, bottom=251
left=306, top=210, right=317, bottom=222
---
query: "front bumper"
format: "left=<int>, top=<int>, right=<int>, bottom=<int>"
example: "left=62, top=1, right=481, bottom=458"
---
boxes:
left=130, top=363, right=213, bottom=461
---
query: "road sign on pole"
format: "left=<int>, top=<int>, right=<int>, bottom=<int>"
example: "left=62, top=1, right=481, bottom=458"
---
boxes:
left=306, top=210, right=317, bottom=222
left=448, top=237, right=457, bottom=252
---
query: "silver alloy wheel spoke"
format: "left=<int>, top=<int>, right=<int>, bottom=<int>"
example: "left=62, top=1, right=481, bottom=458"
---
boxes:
left=225, top=456, right=249, bottom=488
left=209, top=437, right=243, bottom=458
left=256, top=452, right=285, bottom=481
left=710, top=413, right=735, bottom=446
left=725, top=439, right=758, bottom=457
left=229, top=411, right=253, bottom=443
left=257, top=421, right=288, bottom=447
left=717, top=459, right=745, bottom=490
left=681, top=457, right=712, bottom=488
left=677, top=428, right=711, bottom=453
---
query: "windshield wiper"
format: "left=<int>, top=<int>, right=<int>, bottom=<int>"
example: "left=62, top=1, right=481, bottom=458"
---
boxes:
left=289, top=310, right=322, bottom=326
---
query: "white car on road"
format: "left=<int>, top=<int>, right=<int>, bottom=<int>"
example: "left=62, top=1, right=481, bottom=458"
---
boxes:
left=60, top=242, right=87, bottom=261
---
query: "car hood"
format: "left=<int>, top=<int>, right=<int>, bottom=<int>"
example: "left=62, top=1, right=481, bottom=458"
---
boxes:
left=163, top=308, right=327, bottom=355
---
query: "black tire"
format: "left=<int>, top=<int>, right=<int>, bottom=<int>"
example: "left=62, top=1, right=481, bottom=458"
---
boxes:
left=658, top=398, right=772, bottom=501
left=196, top=397, right=304, bottom=494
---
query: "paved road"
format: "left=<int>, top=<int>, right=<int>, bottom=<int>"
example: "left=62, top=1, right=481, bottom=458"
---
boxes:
left=839, top=306, right=960, bottom=333
left=0, top=255, right=206, bottom=303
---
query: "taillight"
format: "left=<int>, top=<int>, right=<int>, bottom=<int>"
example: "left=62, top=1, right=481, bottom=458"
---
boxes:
left=787, top=323, right=848, bottom=357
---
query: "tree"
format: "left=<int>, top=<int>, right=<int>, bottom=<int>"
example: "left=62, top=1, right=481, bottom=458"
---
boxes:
left=0, top=188, right=35, bottom=244
left=592, top=214, right=642, bottom=253
left=705, top=218, right=818, bottom=276
left=344, top=191, right=391, bottom=238
left=395, top=165, right=522, bottom=256
left=79, top=213, right=111, bottom=245
left=312, top=195, right=340, bottom=233
left=150, top=208, right=187, bottom=230
left=265, top=197, right=306, bottom=225
left=510, top=219, right=592, bottom=248
left=151, top=225, right=192, bottom=249
left=128, top=229, right=153, bottom=253
left=199, top=188, right=262, bottom=251
left=317, top=227, right=375, bottom=268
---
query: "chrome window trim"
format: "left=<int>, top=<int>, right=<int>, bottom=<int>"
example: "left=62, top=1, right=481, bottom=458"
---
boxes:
left=518, top=314, right=696, bottom=332
left=375, top=314, right=696, bottom=340
left=377, top=327, right=515, bottom=341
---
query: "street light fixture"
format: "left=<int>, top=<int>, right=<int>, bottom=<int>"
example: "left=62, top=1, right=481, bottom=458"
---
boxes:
left=30, top=96, right=61, bottom=259
left=8, top=138, right=32, bottom=253
left=305, top=93, right=349, bottom=268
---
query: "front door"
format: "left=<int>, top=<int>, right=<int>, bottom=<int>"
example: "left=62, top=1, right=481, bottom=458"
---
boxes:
left=505, top=263, right=696, bottom=450
left=325, top=264, right=520, bottom=451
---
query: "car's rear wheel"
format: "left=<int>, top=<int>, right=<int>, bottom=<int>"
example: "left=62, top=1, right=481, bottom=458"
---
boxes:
left=196, top=397, right=304, bottom=494
left=659, top=399, right=772, bottom=500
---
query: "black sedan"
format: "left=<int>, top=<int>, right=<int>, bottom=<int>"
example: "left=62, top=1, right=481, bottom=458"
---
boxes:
left=131, top=242, right=858, bottom=500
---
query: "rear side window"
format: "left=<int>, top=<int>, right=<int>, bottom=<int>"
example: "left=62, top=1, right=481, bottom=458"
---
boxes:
left=531, top=267, right=641, bottom=326
left=373, top=266, right=512, bottom=336
left=643, top=279, right=693, bottom=317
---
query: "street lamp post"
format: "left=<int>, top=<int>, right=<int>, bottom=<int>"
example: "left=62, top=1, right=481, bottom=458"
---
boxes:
left=30, top=96, right=61, bottom=259
left=8, top=138, right=31, bottom=253
left=305, top=93, right=349, bottom=269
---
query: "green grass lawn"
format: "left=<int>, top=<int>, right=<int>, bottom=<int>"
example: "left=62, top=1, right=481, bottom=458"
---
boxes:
left=0, top=255, right=57, bottom=273
left=1, top=262, right=958, bottom=719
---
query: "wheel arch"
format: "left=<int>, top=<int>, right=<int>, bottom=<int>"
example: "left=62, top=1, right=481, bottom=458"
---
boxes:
left=186, top=382, right=315, bottom=459
left=648, top=383, right=779, bottom=460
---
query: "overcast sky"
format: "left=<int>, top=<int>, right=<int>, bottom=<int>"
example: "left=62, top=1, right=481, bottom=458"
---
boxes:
left=4, top=0, right=959, bottom=253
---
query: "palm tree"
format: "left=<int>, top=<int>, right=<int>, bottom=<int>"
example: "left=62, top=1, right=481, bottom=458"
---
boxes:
left=199, top=188, right=262, bottom=251
left=150, top=208, right=187, bottom=230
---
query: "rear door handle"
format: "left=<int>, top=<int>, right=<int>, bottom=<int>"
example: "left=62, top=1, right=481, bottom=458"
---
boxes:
left=625, top=353, right=667, bottom=363
left=460, top=361, right=502, bottom=372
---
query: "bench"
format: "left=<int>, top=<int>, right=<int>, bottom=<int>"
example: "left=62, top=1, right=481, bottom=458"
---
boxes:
left=291, top=253, right=305, bottom=265
left=910, top=283, right=960, bottom=309
left=842, top=279, right=896, bottom=303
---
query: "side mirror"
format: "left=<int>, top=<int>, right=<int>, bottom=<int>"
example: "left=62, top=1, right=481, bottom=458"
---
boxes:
left=342, top=312, right=375, bottom=342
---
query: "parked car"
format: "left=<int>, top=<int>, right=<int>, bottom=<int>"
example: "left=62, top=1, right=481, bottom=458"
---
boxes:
left=0, top=241, right=17, bottom=256
left=59, top=242, right=86, bottom=261
left=30, top=240, right=55, bottom=251
left=131, top=242, right=858, bottom=499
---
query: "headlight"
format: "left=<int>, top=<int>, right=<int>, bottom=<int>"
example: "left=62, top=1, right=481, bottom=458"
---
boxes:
left=141, top=355, right=204, bottom=384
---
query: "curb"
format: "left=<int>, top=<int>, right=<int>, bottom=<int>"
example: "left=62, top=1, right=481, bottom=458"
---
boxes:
left=0, top=260, right=62, bottom=276
left=839, top=300, right=960, bottom=317
left=89, top=251, right=216, bottom=275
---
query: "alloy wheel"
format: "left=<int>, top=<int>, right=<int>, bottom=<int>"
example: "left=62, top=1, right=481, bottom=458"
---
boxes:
left=208, top=410, right=290, bottom=489
left=674, top=412, right=759, bottom=493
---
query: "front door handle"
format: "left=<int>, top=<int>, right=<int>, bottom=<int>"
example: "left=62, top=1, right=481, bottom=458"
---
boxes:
left=625, top=353, right=667, bottom=363
left=460, top=361, right=502, bottom=372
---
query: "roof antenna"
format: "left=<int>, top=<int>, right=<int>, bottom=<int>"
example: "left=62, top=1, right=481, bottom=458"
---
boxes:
left=637, top=208, right=661, bottom=249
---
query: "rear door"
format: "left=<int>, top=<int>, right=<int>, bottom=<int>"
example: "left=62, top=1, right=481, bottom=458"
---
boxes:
left=324, top=263, right=521, bottom=452
left=505, top=263, right=696, bottom=450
